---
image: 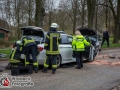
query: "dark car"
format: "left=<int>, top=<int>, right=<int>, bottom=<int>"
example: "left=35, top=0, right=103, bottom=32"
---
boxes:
left=77, top=28, right=102, bottom=61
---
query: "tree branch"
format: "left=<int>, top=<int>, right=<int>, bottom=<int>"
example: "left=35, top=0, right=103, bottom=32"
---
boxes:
left=96, top=4, right=111, bottom=8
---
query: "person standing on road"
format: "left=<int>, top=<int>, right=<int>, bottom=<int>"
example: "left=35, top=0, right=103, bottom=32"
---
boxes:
left=101, top=28, right=109, bottom=47
left=72, top=30, right=90, bottom=69
left=22, top=36, right=38, bottom=73
left=42, top=23, right=61, bottom=74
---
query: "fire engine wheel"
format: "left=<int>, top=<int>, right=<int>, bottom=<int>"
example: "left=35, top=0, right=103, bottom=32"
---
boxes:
left=56, top=55, right=61, bottom=68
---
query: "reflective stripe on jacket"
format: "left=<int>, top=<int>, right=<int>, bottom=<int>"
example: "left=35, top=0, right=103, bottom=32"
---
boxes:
left=9, top=43, right=23, bottom=64
left=22, top=37, right=36, bottom=47
left=72, top=35, right=76, bottom=51
left=72, top=35, right=90, bottom=51
left=44, top=30, right=61, bottom=55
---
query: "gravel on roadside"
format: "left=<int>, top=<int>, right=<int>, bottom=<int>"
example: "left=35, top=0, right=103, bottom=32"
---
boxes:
left=111, top=84, right=120, bottom=90
left=0, top=58, right=9, bottom=61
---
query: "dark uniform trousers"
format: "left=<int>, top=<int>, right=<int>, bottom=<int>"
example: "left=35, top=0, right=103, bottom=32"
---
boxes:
left=101, top=37, right=109, bottom=47
left=75, top=51, right=83, bottom=68
left=44, top=55, right=57, bottom=70
left=25, top=45, right=38, bottom=68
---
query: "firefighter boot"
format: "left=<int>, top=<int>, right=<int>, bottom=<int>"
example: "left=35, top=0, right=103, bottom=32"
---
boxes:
left=34, top=68, right=38, bottom=73
left=42, top=67, right=47, bottom=73
left=52, top=68, right=56, bottom=74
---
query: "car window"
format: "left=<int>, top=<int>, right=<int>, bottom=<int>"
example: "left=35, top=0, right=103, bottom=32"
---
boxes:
left=61, top=35, right=69, bottom=44
left=58, top=31, right=66, bottom=34
left=23, top=30, right=45, bottom=37
left=27, top=35, right=41, bottom=41
left=67, top=36, right=73, bottom=43
left=21, top=35, right=43, bottom=45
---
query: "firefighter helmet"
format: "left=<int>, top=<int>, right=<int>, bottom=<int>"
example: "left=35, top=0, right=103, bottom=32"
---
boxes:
left=50, top=23, right=59, bottom=28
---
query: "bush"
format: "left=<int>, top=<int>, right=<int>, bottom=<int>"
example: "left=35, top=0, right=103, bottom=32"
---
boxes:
left=8, top=36, right=18, bottom=43
left=0, top=39, right=11, bottom=48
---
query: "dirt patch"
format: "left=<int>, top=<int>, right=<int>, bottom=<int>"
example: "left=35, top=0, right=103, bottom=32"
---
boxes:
left=0, top=58, right=9, bottom=61
left=89, top=60, right=120, bottom=66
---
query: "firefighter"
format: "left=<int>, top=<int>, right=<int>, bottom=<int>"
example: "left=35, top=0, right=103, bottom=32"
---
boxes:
left=9, top=41, right=23, bottom=67
left=22, top=36, right=38, bottom=73
left=42, top=23, right=61, bottom=74
left=72, top=30, right=90, bottom=69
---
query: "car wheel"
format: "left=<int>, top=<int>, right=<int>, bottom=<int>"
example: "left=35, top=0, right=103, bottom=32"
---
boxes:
left=56, top=55, right=61, bottom=68
left=89, top=47, right=95, bottom=62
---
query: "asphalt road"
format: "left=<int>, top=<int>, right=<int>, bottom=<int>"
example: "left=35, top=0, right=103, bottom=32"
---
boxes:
left=0, top=48, right=120, bottom=90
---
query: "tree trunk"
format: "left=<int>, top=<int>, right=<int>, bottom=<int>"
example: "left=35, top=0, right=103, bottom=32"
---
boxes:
left=87, top=0, right=96, bottom=28
left=35, top=0, right=45, bottom=27
left=109, top=0, right=119, bottom=43
left=118, top=0, right=120, bottom=39
left=95, top=0, right=98, bottom=31
left=15, top=0, right=21, bottom=39
left=28, top=0, right=32, bottom=26
left=17, top=15, right=20, bottom=39
left=72, top=0, right=77, bottom=35
left=49, top=11, right=52, bottom=28
left=105, top=0, right=108, bottom=28
left=81, top=0, right=86, bottom=27
left=113, top=18, right=119, bottom=43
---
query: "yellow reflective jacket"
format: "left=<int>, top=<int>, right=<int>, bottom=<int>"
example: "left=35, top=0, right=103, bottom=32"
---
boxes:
left=72, top=35, right=90, bottom=51
left=44, top=29, right=61, bottom=55
left=72, top=35, right=76, bottom=51
left=22, top=37, right=36, bottom=47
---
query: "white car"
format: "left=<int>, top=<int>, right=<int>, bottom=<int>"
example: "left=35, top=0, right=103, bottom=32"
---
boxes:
left=16, top=26, right=101, bottom=67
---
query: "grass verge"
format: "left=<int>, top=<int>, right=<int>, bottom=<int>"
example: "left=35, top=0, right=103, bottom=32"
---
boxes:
left=0, top=48, right=11, bottom=58
left=101, top=37, right=120, bottom=49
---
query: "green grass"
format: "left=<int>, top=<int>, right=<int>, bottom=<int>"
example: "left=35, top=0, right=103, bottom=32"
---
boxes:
left=102, top=43, right=120, bottom=48
left=9, top=36, right=18, bottom=43
left=0, top=36, right=18, bottom=58
left=101, top=37, right=120, bottom=48
left=0, top=48, right=12, bottom=58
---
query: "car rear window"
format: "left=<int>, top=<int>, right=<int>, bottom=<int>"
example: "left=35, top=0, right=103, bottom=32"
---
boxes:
left=27, top=35, right=42, bottom=41
left=23, top=30, right=44, bottom=37
left=21, top=35, right=43, bottom=45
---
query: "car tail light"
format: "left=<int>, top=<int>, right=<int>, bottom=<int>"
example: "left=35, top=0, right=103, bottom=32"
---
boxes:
left=38, top=46, right=43, bottom=52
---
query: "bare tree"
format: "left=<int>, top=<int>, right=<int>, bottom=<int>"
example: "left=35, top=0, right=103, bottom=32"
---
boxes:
left=35, top=0, right=45, bottom=27
left=81, top=0, right=86, bottom=27
left=108, top=0, right=120, bottom=43
left=72, top=0, right=78, bottom=34
left=87, top=0, right=96, bottom=28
